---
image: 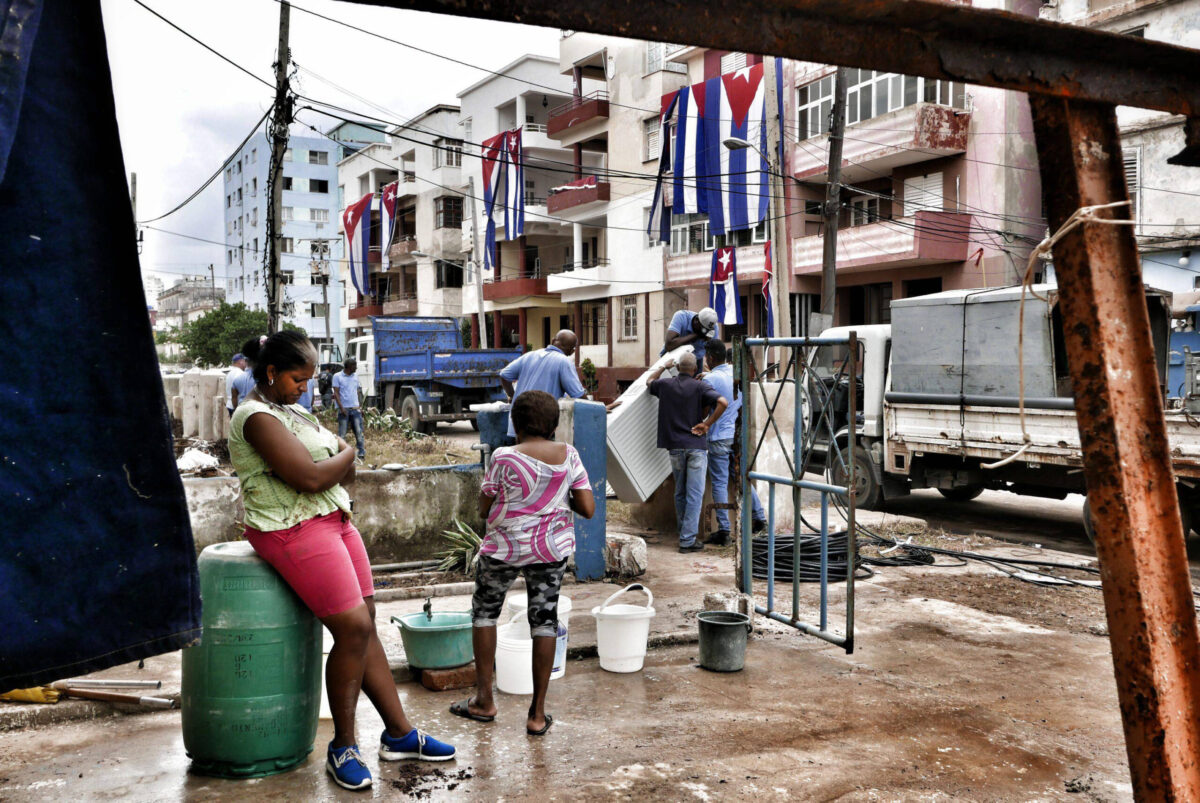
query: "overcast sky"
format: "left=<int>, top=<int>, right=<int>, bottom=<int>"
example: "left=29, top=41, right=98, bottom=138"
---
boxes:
left=100, top=0, right=559, bottom=294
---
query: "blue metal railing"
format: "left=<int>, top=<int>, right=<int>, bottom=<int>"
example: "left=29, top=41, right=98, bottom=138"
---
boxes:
left=737, top=334, right=858, bottom=653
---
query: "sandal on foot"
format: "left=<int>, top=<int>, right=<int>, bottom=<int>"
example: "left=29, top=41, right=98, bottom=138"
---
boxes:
left=526, top=713, right=553, bottom=736
left=449, top=698, right=495, bottom=722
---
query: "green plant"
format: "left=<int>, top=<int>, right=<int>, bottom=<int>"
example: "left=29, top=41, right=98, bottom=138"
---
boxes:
left=436, top=518, right=482, bottom=572
left=361, top=407, right=425, bottom=438
left=580, top=357, right=598, bottom=394
left=174, top=302, right=306, bottom=366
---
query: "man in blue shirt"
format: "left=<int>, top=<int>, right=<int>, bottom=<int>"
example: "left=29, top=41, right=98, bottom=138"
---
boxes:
left=499, top=329, right=588, bottom=439
left=225, top=353, right=247, bottom=416
left=297, top=376, right=318, bottom=412
left=232, top=358, right=256, bottom=409
left=662, top=306, right=719, bottom=365
left=701, top=339, right=767, bottom=545
left=648, top=352, right=728, bottom=553
left=332, top=359, right=366, bottom=460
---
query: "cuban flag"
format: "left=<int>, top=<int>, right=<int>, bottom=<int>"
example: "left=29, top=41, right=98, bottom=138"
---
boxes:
left=481, top=129, right=524, bottom=275
left=380, top=180, right=399, bottom=272
left=649, top=60, right=773, bottom=243
left=709, top=247, right=743, bottom=325
left=342, top=192, right=373, bottom=296
left=763, top=241, right=775, bottom=337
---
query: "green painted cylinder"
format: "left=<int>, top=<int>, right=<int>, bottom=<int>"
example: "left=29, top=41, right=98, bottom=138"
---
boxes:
left=182, top=541, right=321, bottom=778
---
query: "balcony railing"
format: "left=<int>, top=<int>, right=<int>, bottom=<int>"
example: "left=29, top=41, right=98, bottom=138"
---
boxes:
left=547, top=178, right=610, bottom=214
left=791, top=211, right=972, bottom=274
left=484, top=257, right=610, bottom=283
left=548, top=90, right=610, bottom=138
left=348, top=298, right=385, bottom=319
left=525, top=122, right=548, bottom=134
left=401, top=171, right=416, bottom=183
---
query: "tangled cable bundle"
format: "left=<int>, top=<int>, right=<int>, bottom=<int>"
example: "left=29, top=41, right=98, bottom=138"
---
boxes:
left=750, top=532, right=873, bottom=582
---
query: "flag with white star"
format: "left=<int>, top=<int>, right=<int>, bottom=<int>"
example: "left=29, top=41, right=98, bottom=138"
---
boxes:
left=710, top=246, right=743, bottom=326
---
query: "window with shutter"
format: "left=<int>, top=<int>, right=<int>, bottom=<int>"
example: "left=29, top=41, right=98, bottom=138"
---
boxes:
left=644, top=117, right=660, bottom=162
left=646, top=42, right=662, bottom=73
left=902, top=173, right=943, bottom=216
left=721, top=52, right=747, bottom=73
left=1122, top=147, right=1140, bottom=226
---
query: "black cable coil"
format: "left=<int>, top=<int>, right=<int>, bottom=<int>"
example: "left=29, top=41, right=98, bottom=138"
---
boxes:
left=750, top=531, right=872, bottom=582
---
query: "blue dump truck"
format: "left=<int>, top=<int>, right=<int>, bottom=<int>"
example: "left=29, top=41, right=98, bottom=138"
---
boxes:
left=346, top=317, right=521, bottom=434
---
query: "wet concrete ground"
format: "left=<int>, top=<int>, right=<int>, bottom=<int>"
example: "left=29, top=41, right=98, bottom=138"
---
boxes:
left=0, top=521, right=1133, bottom=801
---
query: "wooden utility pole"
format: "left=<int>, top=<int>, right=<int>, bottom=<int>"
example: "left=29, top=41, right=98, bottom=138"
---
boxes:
left=763, top=57, right=790, bottom=341
left=266, top=1, right=292, bottom=334
left=819, top=67, right=848, bottom=331
left=467, top=176, right=487, bottom=347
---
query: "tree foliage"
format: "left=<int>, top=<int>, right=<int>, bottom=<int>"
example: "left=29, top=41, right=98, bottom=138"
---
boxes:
left=175, top=302, right=306, bottom=366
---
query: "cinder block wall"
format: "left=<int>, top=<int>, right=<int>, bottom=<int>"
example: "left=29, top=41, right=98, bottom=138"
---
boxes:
left=184, top=465, right=484, bottom=563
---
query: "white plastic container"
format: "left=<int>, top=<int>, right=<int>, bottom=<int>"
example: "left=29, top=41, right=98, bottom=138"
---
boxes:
left=591, top=584, right=656, bottom=673
left=318, top=626, right=335, bottom=719
left=503, top=593, right=573, bottom=679
left=495, top=616, right=534, bottom=695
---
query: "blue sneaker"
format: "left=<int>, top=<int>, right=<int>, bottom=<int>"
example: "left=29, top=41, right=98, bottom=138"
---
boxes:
left=326, top=743, right=372, bottom=791
left=379, top=728, right=456, bottom=762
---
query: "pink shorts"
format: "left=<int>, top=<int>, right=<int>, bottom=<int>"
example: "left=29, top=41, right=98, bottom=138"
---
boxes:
left=244, top=511, right=373, bottom=618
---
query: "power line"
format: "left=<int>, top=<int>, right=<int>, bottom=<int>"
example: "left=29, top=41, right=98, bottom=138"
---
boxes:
left=137, top=109, right=270, bottom=224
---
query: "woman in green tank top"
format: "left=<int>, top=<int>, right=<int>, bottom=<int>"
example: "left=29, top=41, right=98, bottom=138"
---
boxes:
left=229, top=331, right=455, bottom=791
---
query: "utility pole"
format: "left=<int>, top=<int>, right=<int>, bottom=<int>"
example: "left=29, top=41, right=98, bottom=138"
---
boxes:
left=763, top=58, right=791, bottom=342
left=266, top=0, right=292, bottom=334
left=130, top=172, right=143, bottom=255
left=818, top=67, right=848, bottom=332
left=308, top=238, right=334, bottom=350
left=467, top=176, right=487, bottom=347
left=207, top=263, right=215, bottom=301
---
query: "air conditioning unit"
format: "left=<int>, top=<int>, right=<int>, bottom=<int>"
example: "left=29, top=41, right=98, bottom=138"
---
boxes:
left=605, top=345, right=695, bottom=502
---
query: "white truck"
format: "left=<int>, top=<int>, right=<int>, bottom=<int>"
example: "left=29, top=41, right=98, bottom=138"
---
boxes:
left=813, top=285, right=1200, bottom=542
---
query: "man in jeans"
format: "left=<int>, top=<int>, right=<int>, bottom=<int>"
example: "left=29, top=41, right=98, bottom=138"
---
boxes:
left=701, top=339, right=767, bottom=545
left=648, top=352, right=728, bottom=553
left=332, top=358, right=366, bottom=460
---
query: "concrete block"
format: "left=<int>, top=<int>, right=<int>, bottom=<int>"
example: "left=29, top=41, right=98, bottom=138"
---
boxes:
left=180, top=371, right=201, bottom=437
left=604, top=533, right=647, bottom=579
left=197, top=373, right=223, bottom=441
left=162, top=374, right=181, bottom=399
left=211, top=396, right=228, bottom=441
left=171, top=395, right=183, bottom=422
left=418, top=663, right=476, bottom=692
left=703, top=591, right=754, bottom=618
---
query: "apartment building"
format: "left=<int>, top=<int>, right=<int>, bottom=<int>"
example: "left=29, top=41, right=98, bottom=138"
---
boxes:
left=541, top=35, right=691, bottom=397
left=155, top=276, right=224, bottom=359
left=458, top=55, right=581, bottom=352
left=1042, top=0, right=1200, bottom=296
left=336, top=106, right=468, bottom=343
left=222, top=126, right=383, bottom=348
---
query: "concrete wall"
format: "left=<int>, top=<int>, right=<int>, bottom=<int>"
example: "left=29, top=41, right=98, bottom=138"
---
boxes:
left=184, top=465, right=484, bottom=563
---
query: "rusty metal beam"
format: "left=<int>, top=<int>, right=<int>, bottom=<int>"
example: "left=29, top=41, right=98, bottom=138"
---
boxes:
left=1029, top=97, right=1200, bottom=800
left=371, top=0, right=1200, bottom=115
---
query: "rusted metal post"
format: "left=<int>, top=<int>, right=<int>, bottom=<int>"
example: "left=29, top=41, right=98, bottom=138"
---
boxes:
left=1029, top=97, right=1200, bottom=800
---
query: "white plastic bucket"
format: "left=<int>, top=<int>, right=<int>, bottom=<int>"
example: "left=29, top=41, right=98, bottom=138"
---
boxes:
left=504, top=593, right=573, bottom=679
left=319, top=626, right=335, bottom=719
left=495, top=616, right=534, bottom=695
left=591, top=584, right=656, bottom=673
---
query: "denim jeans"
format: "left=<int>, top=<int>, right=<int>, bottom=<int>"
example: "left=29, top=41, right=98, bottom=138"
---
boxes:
left=669, top=448, right=708, bottom=546
left=707, top=439, right=765, bottom=532
left=338, top=408, right=365, bottom=458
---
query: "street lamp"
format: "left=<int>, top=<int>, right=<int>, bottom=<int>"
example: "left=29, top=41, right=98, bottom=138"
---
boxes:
left=722, top=136, right=782, bottom=343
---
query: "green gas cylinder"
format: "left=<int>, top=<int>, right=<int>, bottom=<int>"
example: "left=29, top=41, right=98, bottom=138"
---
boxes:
left=182, top=541, right=322, bottom=778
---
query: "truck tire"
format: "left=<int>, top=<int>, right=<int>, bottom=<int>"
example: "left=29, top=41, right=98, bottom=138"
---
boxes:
left=938, top=485, right=985, bottom=502
left=829, top=445, right=882, bottom=511
left=400, top=395, right=433, bottom=436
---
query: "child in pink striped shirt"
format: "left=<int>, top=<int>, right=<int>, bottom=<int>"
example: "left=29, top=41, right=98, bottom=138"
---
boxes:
left=450, top=391, right=594, bottom=737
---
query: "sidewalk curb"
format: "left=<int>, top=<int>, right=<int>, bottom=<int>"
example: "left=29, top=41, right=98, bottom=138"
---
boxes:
left=0, top=693, right=181, bottom=732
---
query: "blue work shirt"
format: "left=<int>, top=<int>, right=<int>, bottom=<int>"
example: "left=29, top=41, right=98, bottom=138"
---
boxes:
left=332, top=371, right=361, bottom=410
left=232, top=370, right=256, bottom=407
left=297, top=377, right=317, bottom=411
left=662, top=310, right=708, bottom=364
left=703, top=362, right=740, bottom=442
left=499, top=345, right=586, bottom=436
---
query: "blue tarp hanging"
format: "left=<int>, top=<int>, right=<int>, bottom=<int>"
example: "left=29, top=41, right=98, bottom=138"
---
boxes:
left=0, top=0, right=201, bottom=690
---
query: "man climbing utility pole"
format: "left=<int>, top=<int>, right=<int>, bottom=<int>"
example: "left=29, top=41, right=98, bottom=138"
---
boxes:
left=266, top=1, right=292, bottom=334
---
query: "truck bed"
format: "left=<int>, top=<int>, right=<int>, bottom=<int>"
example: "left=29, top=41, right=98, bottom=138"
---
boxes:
left=377, top=348, right=521, bottom=389
left=885, top=398, right=1200, bottom=480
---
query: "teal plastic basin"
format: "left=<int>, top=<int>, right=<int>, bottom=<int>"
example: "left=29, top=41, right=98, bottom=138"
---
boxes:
left=390, top=612, right=474, bottom=669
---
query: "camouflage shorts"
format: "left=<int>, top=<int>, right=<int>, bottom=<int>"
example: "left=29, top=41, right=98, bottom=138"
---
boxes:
left=471, top=555, right=568, bottom=638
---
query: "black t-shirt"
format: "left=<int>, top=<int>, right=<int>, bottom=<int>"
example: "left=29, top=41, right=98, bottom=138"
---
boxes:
left=649, top=374, right=722, bottom=450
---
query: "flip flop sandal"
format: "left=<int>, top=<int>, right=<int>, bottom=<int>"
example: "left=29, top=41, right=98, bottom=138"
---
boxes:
left=449, top=698, right=494, bottom=723
left=526, top=713, right=553, bottom=736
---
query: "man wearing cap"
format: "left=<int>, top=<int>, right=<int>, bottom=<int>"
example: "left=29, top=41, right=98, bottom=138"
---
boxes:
left=225, top=353, right=248, bottom=416
left=662, top=306, right=719, bottom=364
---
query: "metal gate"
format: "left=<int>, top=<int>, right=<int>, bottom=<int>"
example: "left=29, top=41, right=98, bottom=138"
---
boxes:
left=736, top=334, right=859, bottom=653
